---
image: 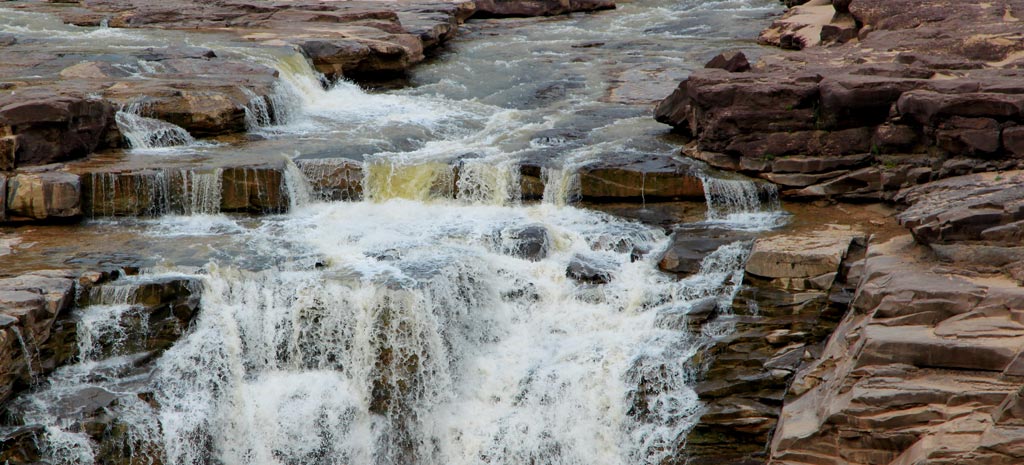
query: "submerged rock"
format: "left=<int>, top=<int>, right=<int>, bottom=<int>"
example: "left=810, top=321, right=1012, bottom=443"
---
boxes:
left=565, top=254, right=613, bottom=284
left=499, top=224, right=551, bottom=261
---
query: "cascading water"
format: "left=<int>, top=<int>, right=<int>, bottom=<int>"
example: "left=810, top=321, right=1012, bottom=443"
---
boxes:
left=115, top=102, right=198, bottom=151
left=700, top=175, right=785, bottom=229
left=3, top=0, right=788, bottom=463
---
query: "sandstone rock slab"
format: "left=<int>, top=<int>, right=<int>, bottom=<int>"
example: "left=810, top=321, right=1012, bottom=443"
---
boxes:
left=745, top=226, right=858, bottom=280
left=5, top=170, right=81, bottom=222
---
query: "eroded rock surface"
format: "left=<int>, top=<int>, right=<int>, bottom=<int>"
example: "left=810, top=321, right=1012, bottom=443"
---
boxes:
left=656, top=0, right=1024, bottom=201
left=769, top=236, right=1024, bottom=465
left=683, top=226, right=865, bottom=465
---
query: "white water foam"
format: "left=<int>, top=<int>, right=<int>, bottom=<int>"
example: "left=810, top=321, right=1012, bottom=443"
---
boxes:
left=132, top=200, right=752, bottom=465
left=700, top=175, right=785, bottom=230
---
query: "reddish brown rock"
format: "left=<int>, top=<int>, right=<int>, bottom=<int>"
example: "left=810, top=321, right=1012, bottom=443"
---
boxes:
left=5, top=170, right=81, bottom=222
left=896, top=171, right=1024, bottom=247
left=473, top=0, right=614, bottom=17
left=297, top=158, right=364, bottom=201
left=577, top=154, right=704, bottom=201
left=1005, top=126, right=1024, bottom=157
left=0, top=94, right=116, bottom=167
left=769, top=236, right=1024, bottom=465
left=705, top=51, right=751, bottom=73
left=656, top=0, right=1024, bottom=200
left=220, top=164, right=289, bottom=213
left=0, top=270, right=79, bottom=403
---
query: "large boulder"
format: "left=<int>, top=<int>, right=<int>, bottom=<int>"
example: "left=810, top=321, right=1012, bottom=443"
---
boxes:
left=5, top=170, right=81, bottom=222
left=0, top=94, right=116, bottom=167
left=745, top=226, right=860, bottom=290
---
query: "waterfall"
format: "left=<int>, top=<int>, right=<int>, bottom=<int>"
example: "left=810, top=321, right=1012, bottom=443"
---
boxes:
left=540, top=167, right=581, bottom=206
left=454, top=158, right=522, bottom=205
left=115, top=102, right=197, bottom=150
left=179, top=169, right=223, bottom=215
left=283, top=159, right=314, bottom=209
left=10, top=201, right=758, bottom=465
left=700, top=175, right=783, bottom=229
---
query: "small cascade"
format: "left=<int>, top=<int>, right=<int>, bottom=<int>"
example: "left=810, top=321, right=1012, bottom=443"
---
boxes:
left=241, top=83, right=304, bottom=131
left=85, top=160, right=311, bottom=218
left=363, top=160, right=456, bottom=202
left=115, top=102, right=197, bottom=150
left=540, top=167, right=580, bottom=206
left=283, top=159, right=313, bottom=209
left=11, top=327, right=36, bottom=382
left=454, top=158, right=521, bottom=205
left=179, top=169, right=223, bottom=215
left=75, top=303, right=141, bottom=362
left=700, top=175, right=784, bottom=229
left=241, top=87, right=274, bottom=130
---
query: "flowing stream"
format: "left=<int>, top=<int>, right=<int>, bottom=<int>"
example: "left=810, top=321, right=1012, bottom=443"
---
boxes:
left=1, top=0, right=786, bottom=464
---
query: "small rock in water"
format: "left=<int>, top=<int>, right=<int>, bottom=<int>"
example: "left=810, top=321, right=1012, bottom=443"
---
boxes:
left=566, top=254, right=613, bottom=284
left=704, top=51, right=750, bottom=73
left=499, top=224, right=550, bottom=261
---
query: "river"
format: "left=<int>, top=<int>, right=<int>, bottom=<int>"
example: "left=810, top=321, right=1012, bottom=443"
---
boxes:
left=2, top=0, right=785, bottom=464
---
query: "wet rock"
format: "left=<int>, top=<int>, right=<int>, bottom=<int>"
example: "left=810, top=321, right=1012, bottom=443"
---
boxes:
left=297, top=158, right=364, bottom=201
left=0, top=425, right=43, bottom=464
left=220, top=164, right=289, bottom=214
left=896, top=171, right=1024, bottom=247
left=0, top=270, right=79, bottom=403
left=81, top=276, right=202, bottom=357
left=658, top=228, right=755, bottom=277
left=472, top=0, right=615, bottom=17
left=5, top=170, right=82, bottom=222
left=299, top=38, right=417, bottom=82
left=704, top=51, right=750, bottom=73
left=517, top=157, right=548, bottom=200
left=565, top=254, right=613, bottom=284
left=577, top=154, right=704, bottom=201
left=499, top=224, right=550, bottom=261
left=0, top=93, right=116, bottom=167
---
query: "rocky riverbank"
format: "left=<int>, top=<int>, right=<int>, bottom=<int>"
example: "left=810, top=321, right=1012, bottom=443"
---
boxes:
left=657, top=0, right=1024, bottom=201
left=656, top=1, right=1024, bottom=464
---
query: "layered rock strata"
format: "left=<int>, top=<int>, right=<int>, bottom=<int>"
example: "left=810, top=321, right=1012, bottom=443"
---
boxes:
left=656, top=0, right=1024, bottom=201
left=769, top=234, right=1024, bottom=465
left=682, top=226, right=865, bottom=465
